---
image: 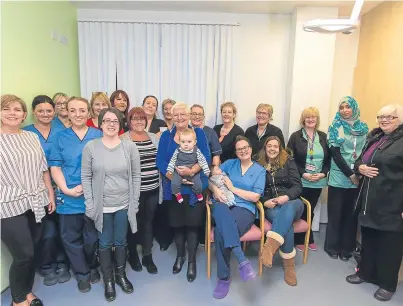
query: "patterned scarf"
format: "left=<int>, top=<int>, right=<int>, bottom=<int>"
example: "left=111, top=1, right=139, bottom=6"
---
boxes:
left=328, top=96, right=368, bottom=147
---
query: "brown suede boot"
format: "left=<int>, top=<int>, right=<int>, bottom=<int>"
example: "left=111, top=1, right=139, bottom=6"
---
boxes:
left=280, top=249, right=297, bottom=286
left=260, top=231, right=284, bottom=267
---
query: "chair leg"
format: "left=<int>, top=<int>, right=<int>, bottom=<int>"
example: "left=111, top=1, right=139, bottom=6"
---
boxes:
left=207, top=228, right=211, bottom=279
left=259, top=236, right=264, bottom=276
left=303, top=230, right=310, bottom=264
left=242, top=241, right=247, bottom=252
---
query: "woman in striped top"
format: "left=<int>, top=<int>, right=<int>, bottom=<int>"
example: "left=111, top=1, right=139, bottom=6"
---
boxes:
left=1, top=95, right=55, bottom=306
left=121, top=107, right=162, bottom=275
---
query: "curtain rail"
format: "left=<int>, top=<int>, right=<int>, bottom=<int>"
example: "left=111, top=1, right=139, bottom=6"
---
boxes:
left=78, top=20, right=240, bottom=26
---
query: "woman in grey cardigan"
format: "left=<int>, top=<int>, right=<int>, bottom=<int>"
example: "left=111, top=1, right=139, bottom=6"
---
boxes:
left=82, top=108, right=140, bottom=302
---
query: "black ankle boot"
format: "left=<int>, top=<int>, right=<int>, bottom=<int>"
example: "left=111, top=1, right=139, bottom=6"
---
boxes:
left=114, top=246, right=134, bottom=294
left=172, top=256, right=186, bottom=274
left=142, top=255, right=158, bottom=274
left=187, top=262, right=197, bottom=283
left=99, top=248, right=116, bottom=302
left=128, top=247, right=142, bottom=272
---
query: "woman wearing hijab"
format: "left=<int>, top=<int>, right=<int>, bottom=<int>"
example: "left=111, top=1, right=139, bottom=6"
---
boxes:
left=325, top=96, right=368, bottom=261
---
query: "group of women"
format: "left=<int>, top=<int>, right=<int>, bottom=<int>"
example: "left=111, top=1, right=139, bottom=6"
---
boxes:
left=1, top=90, right=402, bottom=305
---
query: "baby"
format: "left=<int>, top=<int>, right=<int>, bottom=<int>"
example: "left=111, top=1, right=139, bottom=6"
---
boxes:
left=167, top=128, right=210, bottom=203
left=209, top=167, right=236, bottom=207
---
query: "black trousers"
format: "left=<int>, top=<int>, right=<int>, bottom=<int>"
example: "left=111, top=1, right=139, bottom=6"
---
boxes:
left=295, top=187, right=322, bottom=245
left=153, top=200, right=173, bottom=249
left=38, top=212, right=69, bottom=275
left=358, top=226, right=403, bottom=292
left=59, top=214, right=98, bottom=281
left=1, top=210, right=43, bottom=303
left=324, top=186, right=358, bottom=257
left=128, top=189, right=159, bottom=256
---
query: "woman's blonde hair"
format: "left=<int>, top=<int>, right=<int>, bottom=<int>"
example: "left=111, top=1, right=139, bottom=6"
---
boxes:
left=300, top=107, right=321, bottom=129
left=66, top=96, right=90, bottom=111
left=377, top=104, right=403, bottom=125
left=220, top=102, right=237, bottom=117
left=256, top=103, right=273, bottom=120
left=171, top=102, right=190, bottom=115
left=90, top=92, right=111, bottom=118
left=1, top=94, right=28, bottom=113
left=256, top=136, right=291, bottom=169
left=53, top=92, right=69, bottom=103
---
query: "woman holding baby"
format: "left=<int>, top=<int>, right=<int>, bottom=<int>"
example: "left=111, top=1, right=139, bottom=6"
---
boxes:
left=156, top=102, right=211, bottom=283
left=208, top=135, right=266, bottom=299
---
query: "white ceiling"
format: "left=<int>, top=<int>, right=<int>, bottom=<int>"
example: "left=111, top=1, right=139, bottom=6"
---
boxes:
left=72, top=0, right=382, bottom=16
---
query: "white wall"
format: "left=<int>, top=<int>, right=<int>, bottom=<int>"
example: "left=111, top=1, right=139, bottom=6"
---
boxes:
left=78, top=9, right=291, bottom=131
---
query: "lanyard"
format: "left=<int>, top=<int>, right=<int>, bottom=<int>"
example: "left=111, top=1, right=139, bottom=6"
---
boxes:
left=304, top=129, right=315, bottom=161
left=352, top=137, right=357, bottom=159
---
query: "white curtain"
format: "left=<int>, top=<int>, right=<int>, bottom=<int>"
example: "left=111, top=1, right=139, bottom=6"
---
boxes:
left=78, top=22, right=117, bottom=100
left=78, top=21, right=234, bottom=124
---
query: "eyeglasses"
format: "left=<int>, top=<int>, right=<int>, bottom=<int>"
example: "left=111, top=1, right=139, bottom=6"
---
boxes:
left=377, top=115, right=398, bottom=122
left=55, top=102, right=67, bottom=107
left=190, top=112, right=204, bottom=117
left=256, top=111, right=270, bottom=117
left=236, top=145, right=250, bottom=153
left=102, top=119, right=119, bottom=125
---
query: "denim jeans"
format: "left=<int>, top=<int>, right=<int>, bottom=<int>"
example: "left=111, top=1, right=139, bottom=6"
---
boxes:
left=98, top=209, right=129, bottom=249
left=264, top=199, right=304, bottom=253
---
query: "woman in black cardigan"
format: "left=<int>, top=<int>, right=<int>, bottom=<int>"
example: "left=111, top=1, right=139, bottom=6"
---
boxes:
left=213, top=102, right=244, bottom=163
left=257, top=136, right=303, bottom=286
left=287, top=107, right=330, bottom=252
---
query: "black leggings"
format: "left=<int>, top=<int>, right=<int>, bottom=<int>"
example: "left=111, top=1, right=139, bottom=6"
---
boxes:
left=128, top=189, right=159, bottom=256
left=173, top=226, right=198, bottom=263
left=295, top=187, right=322, bottom=245
left=1, top=210, right=43, bottom=303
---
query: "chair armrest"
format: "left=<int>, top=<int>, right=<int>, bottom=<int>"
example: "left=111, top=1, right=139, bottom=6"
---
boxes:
left=300, top=196, right=312, bottom=227
left=256, top=201, right=265, bottom=233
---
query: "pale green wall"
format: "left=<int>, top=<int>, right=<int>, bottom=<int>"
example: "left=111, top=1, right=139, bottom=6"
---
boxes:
left=0, top=0, right=79, bottom=291
left=1, top=0, right=80, bottom=124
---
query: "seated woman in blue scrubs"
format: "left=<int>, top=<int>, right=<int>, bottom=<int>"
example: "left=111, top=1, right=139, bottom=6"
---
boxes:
left=23, top=95, right=70, bottom=286
left=49, top=97, right=102, bottom=293
left=208, top=136, right=266, bottom=299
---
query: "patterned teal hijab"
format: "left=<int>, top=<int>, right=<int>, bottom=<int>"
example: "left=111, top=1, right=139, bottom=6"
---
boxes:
left=328, top=96, right=368, bottom=147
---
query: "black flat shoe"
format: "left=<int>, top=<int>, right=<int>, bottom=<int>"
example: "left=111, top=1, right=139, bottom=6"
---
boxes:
left=77, top=279, right=91, bottom=293
left=142, top=255, right=158, bottom=274
left=374, top=288, right=394, bottom=301
left=172, top=257, right=186, bottom=274
left=30, top=298, right=44, bottom=306
left=346, top=274, right=364, bottom=284
left=187, top=262, right=197, bottom=283
left=128, top=253, right=143, bottom=272
left=339, top=255, right=351, bottom=262
left=326, top=252, right=338, bottom=259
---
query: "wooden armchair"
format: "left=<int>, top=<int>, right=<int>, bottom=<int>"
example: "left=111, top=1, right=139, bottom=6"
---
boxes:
left=205, top=198, right=265, bottom=279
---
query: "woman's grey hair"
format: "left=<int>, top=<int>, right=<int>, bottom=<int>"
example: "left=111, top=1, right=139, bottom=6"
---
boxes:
left=377, top=104, right=403, bottom=125
left=171, top=102, right=190, bottom=115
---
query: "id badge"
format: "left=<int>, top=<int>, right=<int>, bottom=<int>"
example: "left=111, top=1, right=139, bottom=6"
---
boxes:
left=55, top=188, right=64, bottom=205
left=305, top=163, right=316, bottom=172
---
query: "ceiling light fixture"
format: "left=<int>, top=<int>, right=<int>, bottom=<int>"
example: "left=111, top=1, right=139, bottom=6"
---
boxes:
left=303, top=0, right=364, bottom=34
